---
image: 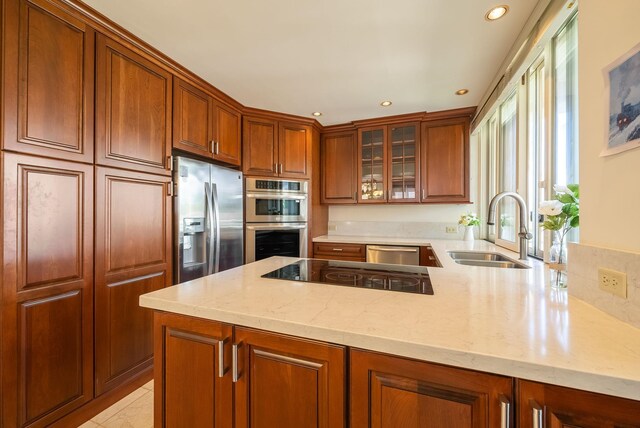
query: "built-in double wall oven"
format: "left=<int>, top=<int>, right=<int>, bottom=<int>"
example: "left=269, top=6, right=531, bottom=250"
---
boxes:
left=245, top=178, right=308, bottom=263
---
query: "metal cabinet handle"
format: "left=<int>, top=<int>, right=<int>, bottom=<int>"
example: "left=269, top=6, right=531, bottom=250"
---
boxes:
left=279, top=163, right=283, bottom=174
left=368, top=246, right=418, bottom=253
left=422, top=189, right=426, bottom=200
left=167, top=182, right=174, bottom=197
left=217, top=338, right=227, bottom=378
left=232, top=342, right=242, bottom=382
left=428, top=256, right=436, bottom=260
left=332, top=248, right=344, bottom=252
left=211, top=140, right=216, bottom=154
left=531, top=400, right=544, bottom=428
left=354, top=191, right=357, bottom=200
left=499, top=395, right=510, bottom=428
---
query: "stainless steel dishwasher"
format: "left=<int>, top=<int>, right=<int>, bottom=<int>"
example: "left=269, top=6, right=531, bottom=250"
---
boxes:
left=366, top=245, right=420, bottom=265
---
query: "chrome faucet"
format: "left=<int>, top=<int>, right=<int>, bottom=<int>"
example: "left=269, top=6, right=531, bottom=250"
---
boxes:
left=487, top=192, right=532, bottom=260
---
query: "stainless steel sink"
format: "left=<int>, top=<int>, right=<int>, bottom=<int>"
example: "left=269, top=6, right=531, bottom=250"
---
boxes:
left=448, top=251, right=530, bottom=269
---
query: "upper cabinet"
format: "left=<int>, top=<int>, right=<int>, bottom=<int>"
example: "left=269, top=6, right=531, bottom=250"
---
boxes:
left=321, top=110, right=473, bottom=205
left=357, top=122, right=420, bottom=204
left=421, top=117, right=470, bottom=203
left=243, top=116, right=311, bottom=179
left=321, top=131, right=357, bottom=204
left=173, top=78, right=241, bottom=166
left=2, top=0, right=95, bottom=163
left=95, top=34, right=173, bottom=175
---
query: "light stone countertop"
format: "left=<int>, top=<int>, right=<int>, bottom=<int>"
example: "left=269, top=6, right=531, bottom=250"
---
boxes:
left=140, top=238, right=640, bottom=401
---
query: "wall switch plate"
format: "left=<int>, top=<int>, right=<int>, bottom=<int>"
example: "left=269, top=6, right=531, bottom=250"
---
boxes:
left=445, top=226, right=458, bottom=234
left=598, top=268, right=627, bottom=298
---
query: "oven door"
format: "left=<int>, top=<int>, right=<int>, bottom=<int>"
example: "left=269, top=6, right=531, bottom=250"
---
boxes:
left=245, top=223, right=308, bottom=263
left=245, top=193, right=308, bottom=223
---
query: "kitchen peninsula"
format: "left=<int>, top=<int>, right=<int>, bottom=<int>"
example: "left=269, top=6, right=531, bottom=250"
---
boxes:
left=140, top=240, right=640, bottom=427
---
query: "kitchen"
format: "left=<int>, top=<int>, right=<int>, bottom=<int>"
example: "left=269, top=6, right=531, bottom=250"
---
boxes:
left=1, top=0, right=640, bottom=427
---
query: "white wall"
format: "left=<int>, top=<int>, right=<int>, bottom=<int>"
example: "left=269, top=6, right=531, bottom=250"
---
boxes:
left=579, top=0, right=640, bottom=253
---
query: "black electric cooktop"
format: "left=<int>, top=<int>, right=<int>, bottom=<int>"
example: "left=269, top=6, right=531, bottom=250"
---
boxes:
left=261, top=259, right=434, bottom=295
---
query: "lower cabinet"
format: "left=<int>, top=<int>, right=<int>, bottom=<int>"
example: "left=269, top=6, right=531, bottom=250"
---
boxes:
left=153, top=313, right=640, bottom=428
left=153, top=314, right=347, bottom=428
left=517, top=379, right=640, bottom=427
left=350, top=349, right=513, bottom=428
left=154, top=312, right=233, bottom=428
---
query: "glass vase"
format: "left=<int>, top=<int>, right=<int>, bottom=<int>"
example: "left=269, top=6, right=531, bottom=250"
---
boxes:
left=549, top=231, right=568, bottom=288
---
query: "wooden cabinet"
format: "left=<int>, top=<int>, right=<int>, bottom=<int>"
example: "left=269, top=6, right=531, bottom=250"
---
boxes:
left=517, top=379, right=640, bottom=427
left=358, top=126, right=387, bottom=203
left=421, top=118, right=470, bottom=203
left=154, top=312, right=233, bottom=428
left=2, top=153, right=94, bottom=427
left=321, top=131, right=357, bottom=204
left=419, top=245, right=441, bottom=267
left=234, top=327, right=346, bottom=428
left=243, top=116, right=311, bottom=178
left=95, top=34, right=172, bottom=175
left=350, top=349, right=513, bottom=428
left=313, top=242, right=366, bottom=262
left=2, top=0, right=95, bottom=163
left=357, top=122, right=420, bottom=204
left=94, top=167, right=172, bottom=396
left=173, top=78, right=241, bottom=166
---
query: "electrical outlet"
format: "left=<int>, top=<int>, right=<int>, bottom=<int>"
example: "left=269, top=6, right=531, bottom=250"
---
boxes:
left=445, top=226, right=458, bottom=234
left=598, top=268, right=627, bottom=298
left=328, top=224, right=337, bottom=232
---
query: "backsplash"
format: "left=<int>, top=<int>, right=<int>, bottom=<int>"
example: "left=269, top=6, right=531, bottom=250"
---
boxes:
left=327, top=220, right=466, bottom=240
left=568, top=243, right=640, bottom=329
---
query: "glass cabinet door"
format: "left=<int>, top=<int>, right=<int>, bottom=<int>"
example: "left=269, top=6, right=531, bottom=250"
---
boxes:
left=388, top=124, right=419, bottom=202
left=359, top=127, right=386, bottom=202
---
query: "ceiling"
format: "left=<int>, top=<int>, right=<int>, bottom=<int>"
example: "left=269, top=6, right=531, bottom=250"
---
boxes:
left=83, top=0, right=539, bottom=125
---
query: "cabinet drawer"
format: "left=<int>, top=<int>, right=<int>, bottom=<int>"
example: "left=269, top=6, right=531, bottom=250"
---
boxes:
left=313, top=243, right=366, bottom=260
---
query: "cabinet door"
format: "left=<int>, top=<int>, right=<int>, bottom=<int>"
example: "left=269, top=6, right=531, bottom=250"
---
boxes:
left=234, top=327, right=346, bottom=428
left=96, top=35, right=172, bottom=175
left=3, top=0, right=94, bottom=163
left=173, top=78, right=214, bottom=158
left=321, top=132, right=357, bottom=204
left=213, top=101, right=242, bottom=166
left=154, top=312, right=233, bottom=428
left=388, top=123, right=420, bottom=203
left=95, top=167, right=172, bottom=395
left=420, top=118, right=470, bottom=203
left=279, top=122, right=311, bottom=178
left=350, top=349, right=513, bottom=428
left=243, top=116, right=278, bottom=177
left=517, top=380, right=640, bottom=427
left=2, top=153, right=94, bottom=427
left=358, top=127, right=387, bottom=203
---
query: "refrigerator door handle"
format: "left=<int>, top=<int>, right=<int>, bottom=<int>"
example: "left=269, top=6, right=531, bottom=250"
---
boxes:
left=205, top=182, right=215, bottom=275
left=211, top=182, right=221, bottom=274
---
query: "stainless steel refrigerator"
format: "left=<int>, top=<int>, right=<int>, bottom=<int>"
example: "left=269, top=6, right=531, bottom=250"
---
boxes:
left=174, top=156, right=243, bottom=284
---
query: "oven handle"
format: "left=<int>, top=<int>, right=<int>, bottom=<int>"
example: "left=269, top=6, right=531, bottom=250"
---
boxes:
left=246, top=223, right=307, bottom=231
left=245, top=193, right=307, bottom=200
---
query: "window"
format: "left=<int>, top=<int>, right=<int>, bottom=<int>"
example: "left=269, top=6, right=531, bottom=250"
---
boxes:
left=482, top=13, right=579, bottom=257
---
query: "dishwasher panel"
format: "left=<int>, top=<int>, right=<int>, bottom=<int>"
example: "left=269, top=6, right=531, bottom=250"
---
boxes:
left=366, top=245, right=420, bottom=266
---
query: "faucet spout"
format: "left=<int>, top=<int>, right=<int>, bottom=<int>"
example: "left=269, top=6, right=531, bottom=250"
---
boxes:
left=486, top=191, right=532, bottom=260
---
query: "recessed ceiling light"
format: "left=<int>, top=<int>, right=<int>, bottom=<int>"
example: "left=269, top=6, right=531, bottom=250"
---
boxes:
left=312, top=112, right=322, bottom=117
left=485, top=5, right=509, bottom=21
left=455, top=89, right=469, bottom=95
left=380, top=101, right=392, bottom=107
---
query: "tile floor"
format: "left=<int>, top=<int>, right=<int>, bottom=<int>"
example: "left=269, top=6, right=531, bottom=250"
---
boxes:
left=78, top=380, right=154, bottom=428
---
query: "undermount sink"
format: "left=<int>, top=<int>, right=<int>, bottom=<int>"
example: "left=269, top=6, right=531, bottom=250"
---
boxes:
left=448, top=251, right=530, bottom=269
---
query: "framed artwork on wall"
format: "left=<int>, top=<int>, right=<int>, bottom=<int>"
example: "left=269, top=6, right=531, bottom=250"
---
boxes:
left=602, top=42, right=640, bottom=157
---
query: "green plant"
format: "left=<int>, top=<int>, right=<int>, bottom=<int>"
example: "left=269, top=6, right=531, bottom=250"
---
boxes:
left=458, top=213, right=480, bottom=227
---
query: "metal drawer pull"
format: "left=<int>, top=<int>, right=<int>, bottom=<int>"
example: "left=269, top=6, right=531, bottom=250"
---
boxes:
left=368, top=246, right=418, bottom=253
left=332, top=248, right=344, bottom=252
left=232, top=342, right=242, bottom=382
left=217, top=338, right=226, bottom=378
left=499, top=395, right=510, bottom=428
left=531, top=400, right=543, bottom=428
left=428, top=256, right=436, bottom=260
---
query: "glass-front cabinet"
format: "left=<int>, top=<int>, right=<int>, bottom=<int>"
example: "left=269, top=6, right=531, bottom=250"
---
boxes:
left=389, top=123, right=419, bottom=202
left=357, top=123, right=420, bottom=203
left=358, top=127, right=386, bottom=202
